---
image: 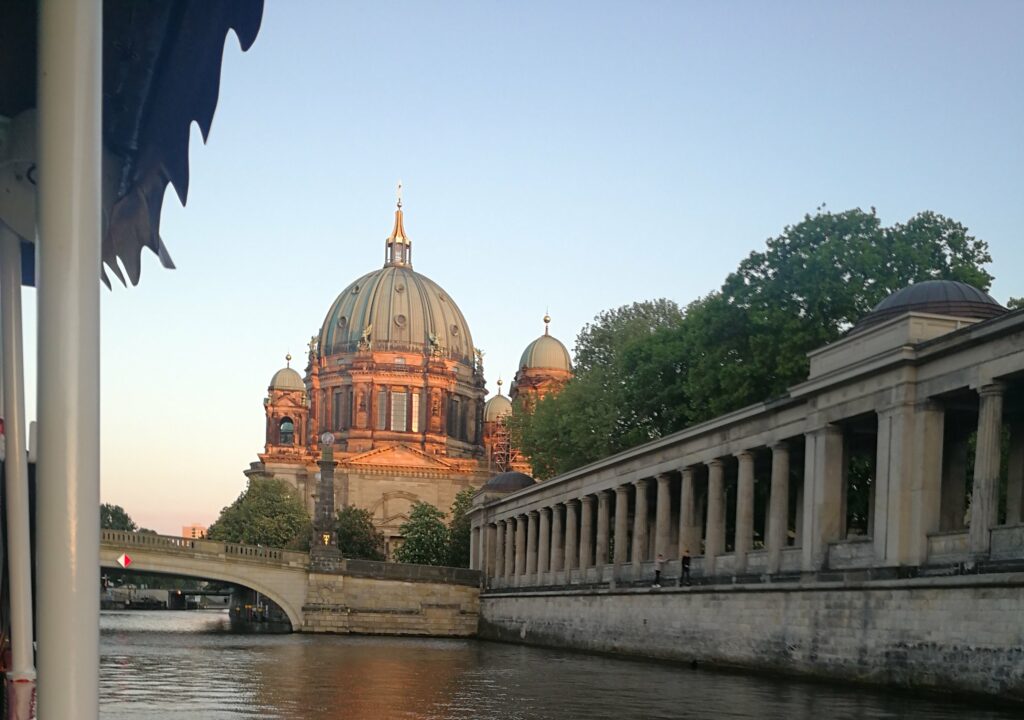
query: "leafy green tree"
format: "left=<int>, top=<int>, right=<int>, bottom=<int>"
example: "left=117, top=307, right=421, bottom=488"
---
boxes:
left=334, top=506, right=385, bottom=560
left=1008, top=297, right=1024, bottom=310
left=446, top=488, right=476, bottom=568
left=206, top=478, right=311, bottom=550
left=393, top=502, right=450, bottom=566
left=100, top=503, right=137, bottom=532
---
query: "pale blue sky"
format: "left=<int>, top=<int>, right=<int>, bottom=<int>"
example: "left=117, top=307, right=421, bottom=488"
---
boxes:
left=33, top=1, right=1022, bottom=533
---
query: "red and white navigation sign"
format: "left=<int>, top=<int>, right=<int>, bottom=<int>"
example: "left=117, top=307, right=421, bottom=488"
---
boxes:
left=117, top=553, right=132, bottom=569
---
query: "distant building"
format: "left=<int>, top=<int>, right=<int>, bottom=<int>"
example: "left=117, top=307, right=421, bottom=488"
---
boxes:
left=246, top=193, right=571, bottom=556
left=182, top=524, right=207, bottom=539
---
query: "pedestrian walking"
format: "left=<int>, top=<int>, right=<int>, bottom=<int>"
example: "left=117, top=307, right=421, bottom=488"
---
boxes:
left=680, top=547, right=691, bottom=586
left=653, top=553, right=664, bottom=588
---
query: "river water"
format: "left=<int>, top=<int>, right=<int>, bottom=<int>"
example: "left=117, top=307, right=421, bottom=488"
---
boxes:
left=100, top=610, right=1015, bottom=719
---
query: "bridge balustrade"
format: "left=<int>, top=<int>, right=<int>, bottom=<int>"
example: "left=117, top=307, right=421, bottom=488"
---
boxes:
left=100, top=530, right=309, bottom=568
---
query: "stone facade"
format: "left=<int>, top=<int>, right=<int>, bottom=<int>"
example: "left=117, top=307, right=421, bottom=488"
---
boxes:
left=480, top=574, right=1024, bottom=700
left=470, top=283, right=1024, bottom=700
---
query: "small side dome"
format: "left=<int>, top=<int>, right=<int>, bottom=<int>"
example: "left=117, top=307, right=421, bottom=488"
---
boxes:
left=484, top=393, right=512, bottom=422
left=269, top=366, right=304, bottom=392
left=483, top=471, right=535, bottom=492
left=854, top=280, right=1006, bottom=332
left=520, top=335, right=572, bottom=371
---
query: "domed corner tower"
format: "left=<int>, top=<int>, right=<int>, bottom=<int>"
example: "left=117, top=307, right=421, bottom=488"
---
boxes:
left=310, top=195, right=488, bottom=461
left=511, top=313, right=573, bottom=404
left=262, top=355, right=312, bottom=460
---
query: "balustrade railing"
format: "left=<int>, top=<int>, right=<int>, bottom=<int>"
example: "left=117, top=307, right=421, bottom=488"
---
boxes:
left=100, top=530, right=308, bottom=566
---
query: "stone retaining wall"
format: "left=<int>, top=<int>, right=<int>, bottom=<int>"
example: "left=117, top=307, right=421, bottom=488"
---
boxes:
left=303, top=573, right=479, bottom=636
left=479, top=574, right=1024, bottom=702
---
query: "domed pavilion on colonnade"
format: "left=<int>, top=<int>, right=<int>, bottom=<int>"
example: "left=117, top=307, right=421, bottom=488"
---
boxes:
left=246, top=189, right=572, bottom=556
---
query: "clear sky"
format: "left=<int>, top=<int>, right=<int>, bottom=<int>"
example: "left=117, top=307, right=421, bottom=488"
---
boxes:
left=23, top=1, right=1023, bottom=534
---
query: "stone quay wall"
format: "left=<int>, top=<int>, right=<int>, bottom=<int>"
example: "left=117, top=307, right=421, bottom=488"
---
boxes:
left=479, top=573, right=1024, bottom=702
left=302, top=562, right=480, bottom=636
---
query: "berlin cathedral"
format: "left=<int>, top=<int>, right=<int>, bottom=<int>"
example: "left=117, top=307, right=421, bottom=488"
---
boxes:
left=245, top=194, right=573, bottom=556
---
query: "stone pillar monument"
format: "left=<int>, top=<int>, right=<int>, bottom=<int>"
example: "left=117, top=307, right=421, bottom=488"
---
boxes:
left=311, top=432, right=343, bottom=571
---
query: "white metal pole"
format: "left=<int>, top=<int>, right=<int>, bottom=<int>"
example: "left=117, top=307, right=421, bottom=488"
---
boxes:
left=36, top=1, right=103, bottom=718
left=0, top=222, right=37, bottom=717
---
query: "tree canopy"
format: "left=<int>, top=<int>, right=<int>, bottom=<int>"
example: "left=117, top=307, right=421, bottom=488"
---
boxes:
left=206, top=478, right=311, bottom=550
left=334, top=506, right=385, bottom=561
left=516, top=207, right=997, bottom=479
left=393, top=502, right=450, bottom=566
left=446, top=488, right=476, bottom=568
left=100, top=503, right=137, bottom=532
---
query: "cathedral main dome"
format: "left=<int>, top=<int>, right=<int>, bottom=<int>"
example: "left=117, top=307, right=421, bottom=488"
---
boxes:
left=317, top=201, right=476, bottom=367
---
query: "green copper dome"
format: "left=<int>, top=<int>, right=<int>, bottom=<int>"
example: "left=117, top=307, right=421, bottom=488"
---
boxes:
left=318, top=205, right=476, bottom=367
left=269, top=365, right=304, bottom=391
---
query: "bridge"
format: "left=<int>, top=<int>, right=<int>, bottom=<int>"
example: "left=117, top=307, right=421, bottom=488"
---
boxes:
left=100, top=530, right=480, bottom=635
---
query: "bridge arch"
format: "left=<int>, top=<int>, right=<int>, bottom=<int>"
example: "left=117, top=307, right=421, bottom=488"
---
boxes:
left=100, top=532, right=310, bottom=631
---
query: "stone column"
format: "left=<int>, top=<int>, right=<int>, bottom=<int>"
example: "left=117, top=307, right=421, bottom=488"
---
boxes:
left=538, top=507, right=551, bottom=576
left=705, top=460, right=725, bottom=575
left=735, top=451, right=755, bottom=573
left=526, top=511, right=539, bottom=579
left=494, top=521, right=506, bottom=580
left=486, top=523, right=497, bottom=578
left=970, top=383, right=1005, bottom=555
left=470, top=525, right=480, bottom=570
left=1007, top=421, right=1024, bottom=526
left=596, top=490, right=612, bottom=566
left=802, top=425, right=845, bottom=572
left=514, top=515, right=527, bottom=577
left=551, top=504, right=564, bottom=573
left=655, top=473, right=673, bottom=559
left=504, top=519, right=515, bottom=580
left=767, top=442, right=790, bottom=573
left=579, top=496, right=595, bottom=571
left=613, top=485, right=630, bottom=567
left=631, top=479, right=650, bottom=566
left=564, top=499, right=579, bottom=582
left=468, top=528, right=481, bottom=573
left=678, top=467, right=695, bottom=557
left=909, top=400, right=946, bottom=565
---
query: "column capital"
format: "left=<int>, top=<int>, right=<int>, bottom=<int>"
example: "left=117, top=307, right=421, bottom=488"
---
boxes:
left=528, top=509, right=539, bottom=519
left=979, top=381, right=1007, bottom=398
left=539, top=506, right=552, bottom=517
left=634, top=477, right=651, bottom=489
left=597, top=489, right=613, bottom=499
left=736, top=450, right=754, bottom=462
left=564, top=497, right=579, bottom=509
left=679, top=465, right=694, bottom=479
left=580, top=494, right=595, bottom=507
left=656, top=472, right=673, bottom=483
left=708, top=458, right=724, bottom=469
left=615, top=484, right=631, bottom=496
left=771, top=440, right=789, bottom=452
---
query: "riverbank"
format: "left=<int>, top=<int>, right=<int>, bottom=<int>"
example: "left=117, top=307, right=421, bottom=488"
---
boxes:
left=479, top=572, right=1024, bottom=704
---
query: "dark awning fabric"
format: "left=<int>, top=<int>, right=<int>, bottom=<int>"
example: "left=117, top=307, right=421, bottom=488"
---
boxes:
left=0, top=0, right=265, bottom=287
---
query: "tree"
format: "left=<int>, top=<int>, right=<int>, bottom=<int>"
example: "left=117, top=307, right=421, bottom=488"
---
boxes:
left=334, top=506, right=385, bottom=561
left=393, top=502, right=450, bottom=566
left=206, top=478, right=311, bottom=550
left=446, top=488, right=476, bottom=568
left=100, top=503, right=137, bottom=532
left=1008, top=297, right=1024, bottom=310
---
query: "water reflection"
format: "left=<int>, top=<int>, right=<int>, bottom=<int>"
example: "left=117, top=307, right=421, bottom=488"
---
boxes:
left=100, top=611, right=1016, bottom=720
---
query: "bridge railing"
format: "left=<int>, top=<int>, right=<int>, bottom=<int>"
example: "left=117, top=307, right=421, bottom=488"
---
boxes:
left=101, top=530, right=309, bottom=567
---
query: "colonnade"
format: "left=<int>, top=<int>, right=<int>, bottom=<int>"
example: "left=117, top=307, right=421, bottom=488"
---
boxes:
left=471, top=380, right=1024, bottom=587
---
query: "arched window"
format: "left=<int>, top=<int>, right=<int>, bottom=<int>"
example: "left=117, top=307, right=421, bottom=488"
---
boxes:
left=279, top=417, right=295, bottom=445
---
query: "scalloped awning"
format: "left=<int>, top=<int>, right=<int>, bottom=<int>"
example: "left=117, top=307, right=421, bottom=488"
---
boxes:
left=0, top=0, right=265, bottom=287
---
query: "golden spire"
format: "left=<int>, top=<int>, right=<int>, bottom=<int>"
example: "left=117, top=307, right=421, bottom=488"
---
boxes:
left=385, top=180, right=411, bottom=267
left=497, top=376, right=504, bottom=395
left=286, top=352, right=292, bottom=368
left=544, top=312, right=551, bottom=336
